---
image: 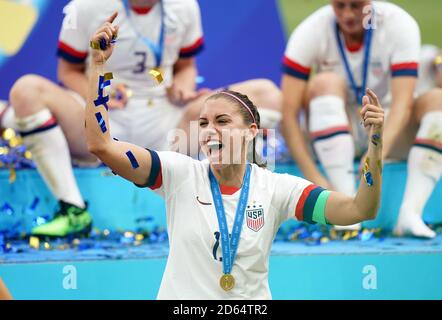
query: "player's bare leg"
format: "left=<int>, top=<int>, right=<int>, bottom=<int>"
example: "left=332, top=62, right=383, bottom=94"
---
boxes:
left=9, top=74, right=94, bottom=237
left=394, top=88, right=442, bottom=238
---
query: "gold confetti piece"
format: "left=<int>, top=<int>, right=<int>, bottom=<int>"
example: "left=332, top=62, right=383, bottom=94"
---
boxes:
left=320, top=237, right=329, bottom=244
left=103, top=229, right=110, bottom=237
left=44, top=242, right=51, bottom=250
left=57, top=244, right=69, bottom=250
left=2, top=128, right=16, bottom=140
left=72, top=238, right=81, bottom=246
left=29, top=236, right=40, bottom=250
left=435, top=55, right=442, bottom=66
left=135, top=234, right=144, bottom=241
left=0, top=147, right=8, bottom=155
left=377, top=160, right=382, bottom=172
left=126, top=88, right=133, bottom=98
left=104, top=72, right=113, bottom=81
left=112, top=31, right=118, bottom=41
left=330, top=228, right=338, bottom=240
left=9, top=167, right=16, bottom=184
left=24, top=150, right=32, bottom=159
left=89, top=40, right=100, bottom=50
left=149, top=68, right=163, bottom=84
left=8, top=136, right=22, bottom=148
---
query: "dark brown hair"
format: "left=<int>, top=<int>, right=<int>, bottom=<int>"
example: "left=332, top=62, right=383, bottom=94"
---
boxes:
left=207, top=90, right=266, bottom=168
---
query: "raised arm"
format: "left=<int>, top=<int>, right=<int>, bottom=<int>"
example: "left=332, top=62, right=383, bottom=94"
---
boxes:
left=325, top=88, right=383, bottom=225
left=85, top=13, right=152, bottom=186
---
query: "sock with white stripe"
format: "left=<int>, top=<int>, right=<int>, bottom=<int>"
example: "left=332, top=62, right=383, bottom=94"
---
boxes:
left=15, top=109, right=85, bottom=208
left=394, top=111, right=442, bottom=238
left=309, top=95, right=359, bottom=230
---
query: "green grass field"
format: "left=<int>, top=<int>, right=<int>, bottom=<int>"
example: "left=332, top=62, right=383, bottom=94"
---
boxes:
left=278, top=0, right=442, bottom=47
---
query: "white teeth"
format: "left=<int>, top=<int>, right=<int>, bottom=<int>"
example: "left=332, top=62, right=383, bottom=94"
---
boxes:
left=207, top=140, right=222, bottom=150
left=207, top=140, right=219, bottom=146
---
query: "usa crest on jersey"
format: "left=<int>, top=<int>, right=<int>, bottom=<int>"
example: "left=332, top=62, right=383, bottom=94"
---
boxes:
left=246, top=205, right=264, bottom=232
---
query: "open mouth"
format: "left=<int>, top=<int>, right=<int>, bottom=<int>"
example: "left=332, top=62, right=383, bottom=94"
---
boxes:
left=207, top=140, right=223, bottom=155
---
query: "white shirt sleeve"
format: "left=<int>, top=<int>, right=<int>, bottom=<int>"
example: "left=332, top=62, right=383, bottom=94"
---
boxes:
left=152, top=151, right=196, bottom=199
left=270, top=172, right=317, bottom=226
left=178, top=0, right=204, bottom=58
left=57, top=0, right=90, bottom=64
left=388, top=7, right=421, bottom=77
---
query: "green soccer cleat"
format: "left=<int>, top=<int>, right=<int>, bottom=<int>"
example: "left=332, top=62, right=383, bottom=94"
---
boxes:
left=31, top=201, right=92, bottom=238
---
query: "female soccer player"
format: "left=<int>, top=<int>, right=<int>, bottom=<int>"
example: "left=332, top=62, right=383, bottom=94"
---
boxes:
left=86, top=14, right=384, bottom=299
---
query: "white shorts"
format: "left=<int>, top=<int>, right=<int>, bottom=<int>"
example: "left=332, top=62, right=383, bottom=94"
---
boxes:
left=69, top=91, right=185, bottom=151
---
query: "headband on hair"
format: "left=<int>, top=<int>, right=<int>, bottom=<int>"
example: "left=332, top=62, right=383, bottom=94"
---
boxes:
left=219, top=91, right=256, bottom=124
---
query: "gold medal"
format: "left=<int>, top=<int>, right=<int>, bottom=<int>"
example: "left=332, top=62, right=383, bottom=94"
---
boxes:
left=149, top=68, right=164, bottom=84
left=220, top=274, right=235, bottom=291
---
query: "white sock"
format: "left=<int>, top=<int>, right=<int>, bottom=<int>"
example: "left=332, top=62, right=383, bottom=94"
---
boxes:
left=15, top=109, right=85, bottom=208
left=309, top=95, right=356, bottom=195
left=394, top=111, right=442, bottom=238
left=309, top=95, right=359, bottom=230
left=0, top=102, right=17, bottom=130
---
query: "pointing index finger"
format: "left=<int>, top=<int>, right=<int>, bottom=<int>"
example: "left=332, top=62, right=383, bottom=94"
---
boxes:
left=107, top=12, right=118, bottom=24
left=366, top=88, right=381, bottom=108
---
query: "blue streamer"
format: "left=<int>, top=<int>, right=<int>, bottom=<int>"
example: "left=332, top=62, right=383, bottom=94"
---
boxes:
left=126, top=151, right=139, bottom=169
left=95, top=112, right=107, bottom=133
left=93, top=75, right=112, bottom=110
left=364, top=171, right=374, bottom=186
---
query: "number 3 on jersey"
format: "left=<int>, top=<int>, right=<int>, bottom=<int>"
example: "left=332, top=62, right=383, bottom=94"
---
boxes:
left=133, top=51, right=147, bottom=74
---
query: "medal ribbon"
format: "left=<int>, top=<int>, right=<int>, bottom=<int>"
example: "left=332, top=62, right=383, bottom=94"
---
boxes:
left=209, top=164, right=251, bottom=276
left=122, top=0, right=165, bottom=67
left=335, top=17, right=374, bottom=105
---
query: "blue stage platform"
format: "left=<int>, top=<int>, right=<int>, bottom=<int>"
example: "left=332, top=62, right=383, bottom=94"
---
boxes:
left=1, top=236, right=442, bottom=299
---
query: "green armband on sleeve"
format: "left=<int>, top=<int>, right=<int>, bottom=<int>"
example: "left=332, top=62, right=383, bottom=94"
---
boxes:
left=312, top=190, right=331, bottom=225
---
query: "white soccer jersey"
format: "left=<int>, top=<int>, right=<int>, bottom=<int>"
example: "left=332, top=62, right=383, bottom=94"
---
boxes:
left=416, top=44, right=440, bottom=96
left=58, top=0, right=204, bottom=99
left=137, top=150, right=329, bottom=299
left=283, top=1, right=420, bottom=106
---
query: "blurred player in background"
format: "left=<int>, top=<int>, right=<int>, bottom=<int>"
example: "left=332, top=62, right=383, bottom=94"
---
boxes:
left=393, top=44, right=442, bottom=238
left=280, top=0, right=442, bottom=236
left=2, top=0, right=282, bottom=238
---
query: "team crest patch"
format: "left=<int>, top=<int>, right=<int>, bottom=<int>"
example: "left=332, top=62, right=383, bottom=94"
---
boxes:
left=246, top=205, right=264, bottom=232
left=371, top=60, right=384, bottom=78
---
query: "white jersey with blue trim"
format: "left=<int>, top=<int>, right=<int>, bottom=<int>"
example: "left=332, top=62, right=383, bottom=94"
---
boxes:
left=58, top=0, right=204, bottom=99
left=283, top=1, right=420, bottom=106
left=138, top=151, right=328, bottom=299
